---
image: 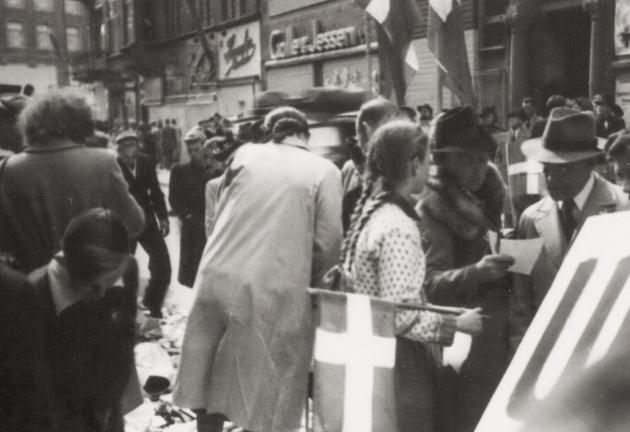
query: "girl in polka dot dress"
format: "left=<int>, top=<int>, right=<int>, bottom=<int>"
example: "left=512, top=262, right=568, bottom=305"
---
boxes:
left=339, top=119, right=484, bottom=432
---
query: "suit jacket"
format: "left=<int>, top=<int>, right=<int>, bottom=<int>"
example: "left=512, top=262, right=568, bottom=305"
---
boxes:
left=509, top=174, right=630, bottom=353
left=596, top=116, right=625, bottom=138
left=0, top=142, right=144, bottom=272
left=118, top=153, right=168, bottom=223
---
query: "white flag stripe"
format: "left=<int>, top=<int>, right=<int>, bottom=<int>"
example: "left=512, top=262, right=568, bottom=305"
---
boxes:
left=586, top=274, right=630, bottom=366
left=405, top=44, right=420, bottom=71
left=429, top=0, right=453, bottom=22
left=534, top=258, right=612, bottom=400
left=313, top=294, right=396, bottom=432
left=365, top=0, right=390, bottom=24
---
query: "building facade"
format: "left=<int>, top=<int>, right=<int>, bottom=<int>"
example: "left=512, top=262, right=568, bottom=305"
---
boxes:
left=0, top=0, right=90, bottom=95
left=477, top=0, right=618, bottom=123
left=261, top=0, right=477, bottom=111
left=74, top=0, right=262, bottom=132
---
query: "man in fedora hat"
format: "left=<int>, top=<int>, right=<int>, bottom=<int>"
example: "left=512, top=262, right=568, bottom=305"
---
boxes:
left=509, top=107, right=629, bottom=354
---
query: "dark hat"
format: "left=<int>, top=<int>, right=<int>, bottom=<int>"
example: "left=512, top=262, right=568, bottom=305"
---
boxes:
left=114, top=130, right=139, bottom=145
left=521, top=107, right=605, bottom=164
left=417, top=104, right=433, bottom=112
left=433, top=105, right=497, bottom=154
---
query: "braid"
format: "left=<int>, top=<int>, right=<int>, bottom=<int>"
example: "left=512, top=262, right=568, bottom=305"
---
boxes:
left=340, top=174, right=390, bottom=274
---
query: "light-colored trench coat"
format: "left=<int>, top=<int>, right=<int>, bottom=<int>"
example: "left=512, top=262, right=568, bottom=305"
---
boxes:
left=174, top=137, right=342, bottom=432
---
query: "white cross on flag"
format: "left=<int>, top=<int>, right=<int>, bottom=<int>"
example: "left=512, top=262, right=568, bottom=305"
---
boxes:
left=477, top=211, right=630, bottom=432
left=312, top=290, right=397, bottom=432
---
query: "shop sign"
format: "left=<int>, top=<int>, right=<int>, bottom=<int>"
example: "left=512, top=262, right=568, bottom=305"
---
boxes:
left=218, top=21, right=261, bottom=79
left=616, top=0, right=630, bottom=56
left=269, top=21, right=360, bottom=60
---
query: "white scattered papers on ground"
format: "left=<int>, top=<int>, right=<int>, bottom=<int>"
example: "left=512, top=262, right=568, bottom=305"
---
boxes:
left=488, top=231, right=544, bottom=275
left=442, top=332, right=472, bottom=372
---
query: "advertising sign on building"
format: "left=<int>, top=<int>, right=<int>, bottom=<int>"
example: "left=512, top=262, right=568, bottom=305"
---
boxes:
left=218, top=21, right=261, bottom=80
left=616, top=0, right=630, bottom=56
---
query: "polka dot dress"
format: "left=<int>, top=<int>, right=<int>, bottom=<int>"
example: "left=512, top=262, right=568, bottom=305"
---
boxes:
left=351, top=203, right=456, bottom=344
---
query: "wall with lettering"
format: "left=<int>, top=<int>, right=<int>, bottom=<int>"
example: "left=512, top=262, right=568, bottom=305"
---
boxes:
left=218, top=20, right=261, bottom=80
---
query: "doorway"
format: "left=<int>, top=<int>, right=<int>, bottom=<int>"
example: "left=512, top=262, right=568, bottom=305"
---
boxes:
left=533, top=7, right=590, bottom=104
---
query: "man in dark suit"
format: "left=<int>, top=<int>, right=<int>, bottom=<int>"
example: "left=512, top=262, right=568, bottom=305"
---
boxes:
left=593, top=94, right=625, bottom=138
left=509, top=108, right=629, bottom=354
left=116, top=130, right=171, bottom=318
left=169, top=127, right=218, bottom=287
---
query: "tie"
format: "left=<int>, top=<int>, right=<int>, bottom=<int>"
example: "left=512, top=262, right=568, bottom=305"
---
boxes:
left=560, top=199, right=578, bottom=241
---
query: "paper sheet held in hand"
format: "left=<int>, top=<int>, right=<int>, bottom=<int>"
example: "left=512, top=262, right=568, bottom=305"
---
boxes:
left=488, top=231, right=544, bottom=275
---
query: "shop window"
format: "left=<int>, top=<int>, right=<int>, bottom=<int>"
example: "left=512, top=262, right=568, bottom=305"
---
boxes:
left=36, top=25, right=53, bottom=50
left=6, top=22, right=25, bottom=48
left=164, top=0, right=182, bottom=38
left=4, top=0, right=25, bottom=9
left=64, top=0, right=83, bottom=15
left=66, top=27, right=82, bottom=52
left=33, top=0, right=54, bottom=12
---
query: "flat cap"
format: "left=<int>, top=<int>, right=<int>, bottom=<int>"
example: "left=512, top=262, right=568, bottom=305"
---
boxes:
left=115, top=130, right=139, bottom=144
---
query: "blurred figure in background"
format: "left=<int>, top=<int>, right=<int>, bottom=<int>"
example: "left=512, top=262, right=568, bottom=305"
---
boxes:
left=593, top=94, right=625, bottom=138
left=160, top=119, right=177, bottom=169
left=417, top=103, right=434, bottom=135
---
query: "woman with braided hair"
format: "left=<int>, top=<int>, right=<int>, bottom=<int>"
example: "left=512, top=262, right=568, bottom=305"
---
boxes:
left=341, top=119, right=484, bottom=432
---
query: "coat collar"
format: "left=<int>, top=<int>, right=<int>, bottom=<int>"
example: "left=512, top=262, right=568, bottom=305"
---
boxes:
left=279, top=135, right=308, bottom=149
left=24, top=139, right=82, bottom=153
left=532, top=174, right=618, bottom=267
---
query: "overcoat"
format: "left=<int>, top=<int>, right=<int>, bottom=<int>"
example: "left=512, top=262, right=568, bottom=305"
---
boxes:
left=174, top=138, right=342, bottom=432
left=0, top=142, right=144, bottom=272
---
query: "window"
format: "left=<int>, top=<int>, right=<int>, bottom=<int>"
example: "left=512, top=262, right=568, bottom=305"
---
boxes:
left=33, top=0, right=54, bottom=12
left=66, top=27, right=81, bottom=51
left=4, top=0, right=25, bottom=9
left=221, top=0, right=228, bottom=21
left=123, top=0, right=134, bottom=45
left=64, top=0, right=83, bottom=15
left=6, top=23, right=25, bottom=48
left=36, top=25, right=53, bottom=49
left=164, top=0, right=182, bottom=38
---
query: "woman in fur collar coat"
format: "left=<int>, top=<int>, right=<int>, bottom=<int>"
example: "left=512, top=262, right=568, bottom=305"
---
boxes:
left=416, top=106, right=515, bottom=432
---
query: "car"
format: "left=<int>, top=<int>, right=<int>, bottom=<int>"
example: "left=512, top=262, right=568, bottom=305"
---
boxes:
left=227, top=87, right=371, bottom=168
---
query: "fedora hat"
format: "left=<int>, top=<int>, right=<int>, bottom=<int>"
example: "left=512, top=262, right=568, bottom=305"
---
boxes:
left=433, top=105, right=497, bottom=153
left=521, top=107, right=605, bottom=164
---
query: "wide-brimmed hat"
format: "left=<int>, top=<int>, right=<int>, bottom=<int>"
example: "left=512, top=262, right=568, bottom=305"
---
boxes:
left=433, top=105, right=497, bottom=154
left=521, top=107, right=605, bottom=164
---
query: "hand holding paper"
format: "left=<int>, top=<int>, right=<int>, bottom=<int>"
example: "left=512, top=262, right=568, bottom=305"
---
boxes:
left=488, top=231, right=544, bottom=275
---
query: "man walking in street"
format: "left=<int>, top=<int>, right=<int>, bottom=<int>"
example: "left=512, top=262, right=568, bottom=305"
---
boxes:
left=509, top=108, right=629, bottom=354
left=169, top=127, right=218, bottom=288
left=116, top=130, right=171, bottom=318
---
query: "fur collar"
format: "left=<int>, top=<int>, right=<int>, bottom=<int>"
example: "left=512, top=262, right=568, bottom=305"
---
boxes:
left=419, top=163, right=506, bottom=240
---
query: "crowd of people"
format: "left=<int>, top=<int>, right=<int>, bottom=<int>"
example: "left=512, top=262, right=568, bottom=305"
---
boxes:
left=1, top=85, right=630, bottom=432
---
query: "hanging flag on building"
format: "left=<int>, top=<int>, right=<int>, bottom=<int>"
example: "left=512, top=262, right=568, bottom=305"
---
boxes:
left=477, top=211, right=630, bottom=432
left=312, top=290, right=398, bottom=432
left=428, top=0, right=476, bottom=106
left=355, top=0, right=423, bottom=104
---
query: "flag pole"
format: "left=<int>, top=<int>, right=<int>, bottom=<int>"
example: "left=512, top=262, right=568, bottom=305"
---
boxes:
left=308, top=288, right=466, bottom=315
left=365, top=13, right=374, bottom=96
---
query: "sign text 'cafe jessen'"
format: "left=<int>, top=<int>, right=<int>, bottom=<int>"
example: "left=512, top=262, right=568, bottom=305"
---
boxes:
left=269, top=21, right=361, bottom=60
